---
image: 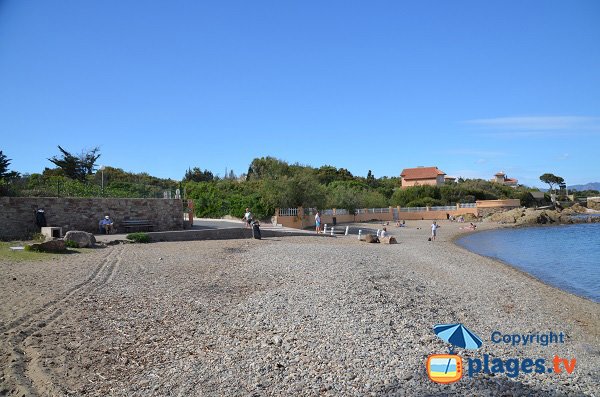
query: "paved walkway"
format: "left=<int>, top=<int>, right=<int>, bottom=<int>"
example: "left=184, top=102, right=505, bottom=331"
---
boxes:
left=94, top=218, right=314, bottom=243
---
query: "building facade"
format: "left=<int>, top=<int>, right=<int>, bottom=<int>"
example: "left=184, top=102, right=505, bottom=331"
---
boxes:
left=400, top=166, right=446, bottom=188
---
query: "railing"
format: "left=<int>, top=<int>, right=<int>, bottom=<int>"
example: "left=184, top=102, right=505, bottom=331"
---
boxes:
left=278, top=208, right=298, bottom=217
left=430, top=206, right=457, bottom=211
left=399, top=207, right=428, bottom=212
left=368, top=208, right=390, bottom=213
left=279, top=203, right=479, bottom=217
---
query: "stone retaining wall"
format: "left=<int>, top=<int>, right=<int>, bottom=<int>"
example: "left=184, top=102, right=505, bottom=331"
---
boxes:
left=146, top=228, right=324, bottom=242
left=0, top=197, right=184, bottom=240
left=588, top=197, right=600, bottom=210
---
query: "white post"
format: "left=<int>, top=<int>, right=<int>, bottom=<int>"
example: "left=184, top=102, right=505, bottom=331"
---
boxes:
left=323, top=224, right=328, bottom=234
left=345, top=226, right=349, bottom=235
left=358, top=229, right=362, bottom=240
left=331, top=226, right=335, bottom=236
left=377, top=229, right=381, bottom=237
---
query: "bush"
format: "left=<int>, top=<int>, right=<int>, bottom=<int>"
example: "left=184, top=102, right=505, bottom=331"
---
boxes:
left=65, top=240, right=79, bottom=248
left=31, top=232, right=45, bottom=242
left=126, top=232, right=151, bottom=243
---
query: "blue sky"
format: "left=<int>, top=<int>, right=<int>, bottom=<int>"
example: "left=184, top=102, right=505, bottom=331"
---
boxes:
left=1, top=1, right=599, bottom=187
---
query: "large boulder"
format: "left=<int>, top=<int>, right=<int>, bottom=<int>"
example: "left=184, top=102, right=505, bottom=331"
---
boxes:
left=364, top=234, right=379, bottom=243
left=64, top=231, right=96, bottom=248
left=380, top=236, right=397, bottom=244
left=28, top=239, right=66, bottom=253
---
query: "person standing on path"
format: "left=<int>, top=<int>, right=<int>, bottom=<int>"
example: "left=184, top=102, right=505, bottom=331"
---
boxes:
left=431, top=221, right=440, bottom=241
left=315, top=211, right=321, bottom=233
left=243, top=208, right=253, bottom=228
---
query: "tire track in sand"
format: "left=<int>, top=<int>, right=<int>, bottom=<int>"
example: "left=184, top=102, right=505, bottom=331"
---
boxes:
left=1, top=244, right=125, bottom=397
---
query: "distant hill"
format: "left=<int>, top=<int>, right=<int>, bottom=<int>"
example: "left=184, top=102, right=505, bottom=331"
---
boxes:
left=569, top=182, right=600, bottom=191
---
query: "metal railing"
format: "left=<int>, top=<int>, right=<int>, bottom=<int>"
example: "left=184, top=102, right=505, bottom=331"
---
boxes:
left=399, top=207, right=428, bottom=212
left=430, top=206, right=457, bottom=211
left=460, top=203, right=477, bottom=208
left=368, top=208, right=390, bottom=213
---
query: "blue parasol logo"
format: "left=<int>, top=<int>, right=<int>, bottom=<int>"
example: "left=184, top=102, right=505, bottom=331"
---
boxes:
left=434, top=323, right=483, bottom=352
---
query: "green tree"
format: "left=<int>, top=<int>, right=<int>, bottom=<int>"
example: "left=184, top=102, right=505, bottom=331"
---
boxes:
left=366, top=170, right=377, bottom=188
left=0, top=150, right=19, bottom=180
left=246, top=157, right=291, bottom=180
left=48, top=146, right=100, bottom=181
left=0, top=150, right=20, bottom=195
left=261, top=173, right=326, bottom=209
left=183, top=167, right=214, bottom=182
left=314, top=165, right=354, bottom=185
left=539, top=173, right=564, bottom=194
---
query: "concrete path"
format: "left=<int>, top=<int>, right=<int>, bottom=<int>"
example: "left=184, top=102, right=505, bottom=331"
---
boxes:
left=94, top=218, right=314, bottom=243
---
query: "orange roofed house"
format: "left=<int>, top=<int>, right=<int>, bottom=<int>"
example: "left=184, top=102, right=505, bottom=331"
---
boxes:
left=400, top=166, right=446, bottom=188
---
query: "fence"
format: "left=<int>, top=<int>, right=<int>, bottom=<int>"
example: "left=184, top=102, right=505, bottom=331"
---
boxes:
left=356, top=208, right=391, bottom=214
left=274, top=200, right=521, bottom=229
left=278, top=208, right=298, bottom=216
left=430, top=205, right=457, bottom=211
left=400, top=207, right=428, bottom=212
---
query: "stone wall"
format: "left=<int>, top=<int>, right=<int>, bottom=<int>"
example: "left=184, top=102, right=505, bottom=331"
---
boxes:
left=0, top=197, right=184, bottom=240
left=588, top=197, right=600, bottom=211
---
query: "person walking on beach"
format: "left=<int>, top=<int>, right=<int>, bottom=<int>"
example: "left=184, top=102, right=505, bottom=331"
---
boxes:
left=243, top=208, right=253, bottom=228
left=431, top=221, right=440, bottom=241
left=315, top=211, right=321, bottom=233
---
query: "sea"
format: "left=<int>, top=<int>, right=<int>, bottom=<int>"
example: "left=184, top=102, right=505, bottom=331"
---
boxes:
left=456, top=223, right=600, bottom=302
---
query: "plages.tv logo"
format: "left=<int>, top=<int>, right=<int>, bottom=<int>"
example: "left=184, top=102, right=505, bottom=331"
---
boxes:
left=426, top=323, right=577, bottom=384
left=426, top=323, right=482, bottom=384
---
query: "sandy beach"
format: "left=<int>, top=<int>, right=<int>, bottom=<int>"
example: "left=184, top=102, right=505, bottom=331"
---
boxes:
left=1, top=220, right=599, bottom=396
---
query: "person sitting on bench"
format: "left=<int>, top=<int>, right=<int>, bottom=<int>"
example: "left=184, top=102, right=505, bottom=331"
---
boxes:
left=99, top=215, right=114, bottom=234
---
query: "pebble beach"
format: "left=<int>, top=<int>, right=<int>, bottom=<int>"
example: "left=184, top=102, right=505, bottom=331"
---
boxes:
left=1, top=220, right=599, bottom=396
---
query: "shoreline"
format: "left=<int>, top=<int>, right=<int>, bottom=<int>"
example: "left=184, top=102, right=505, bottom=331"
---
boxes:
left=450, top=221, right=599, bottom=304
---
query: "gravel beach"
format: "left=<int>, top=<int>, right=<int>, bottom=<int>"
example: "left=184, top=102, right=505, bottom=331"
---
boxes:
left=1, top=220, right=599, bottom=396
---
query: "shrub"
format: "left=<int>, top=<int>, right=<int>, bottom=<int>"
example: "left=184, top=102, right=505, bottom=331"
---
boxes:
left=65, top=240, right=79, bottom=248
left=31, top=233, right=45, bottom=242
left=126, top=232, right=150, bottom=243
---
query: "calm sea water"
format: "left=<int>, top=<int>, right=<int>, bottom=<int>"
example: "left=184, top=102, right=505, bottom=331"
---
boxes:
left=456, top=223, right=600, bottom=302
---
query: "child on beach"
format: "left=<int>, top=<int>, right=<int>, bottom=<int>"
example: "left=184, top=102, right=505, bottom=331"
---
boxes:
left=431, top=221, right=440, bottom=241
left=315, top=212, right=321, bottom=233
left=243, top=208, right=253, bottom=228
left=459, top=222, right=477, bottom=231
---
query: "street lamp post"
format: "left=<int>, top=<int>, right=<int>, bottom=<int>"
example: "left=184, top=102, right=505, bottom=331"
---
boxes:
left=100, top=166, right=105, bottom=196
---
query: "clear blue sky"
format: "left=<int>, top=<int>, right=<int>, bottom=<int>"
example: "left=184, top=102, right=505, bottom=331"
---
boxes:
left=1, top=1, right=599, bottom=187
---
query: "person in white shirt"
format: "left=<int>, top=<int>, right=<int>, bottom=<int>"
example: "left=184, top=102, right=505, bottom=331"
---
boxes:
left=431, top=221, right=440, bottom=241
left=243, top=208, right=252, bottom=228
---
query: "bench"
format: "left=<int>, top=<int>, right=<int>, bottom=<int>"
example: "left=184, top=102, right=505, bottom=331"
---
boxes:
left=121, top=220, right=154, bottom=232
